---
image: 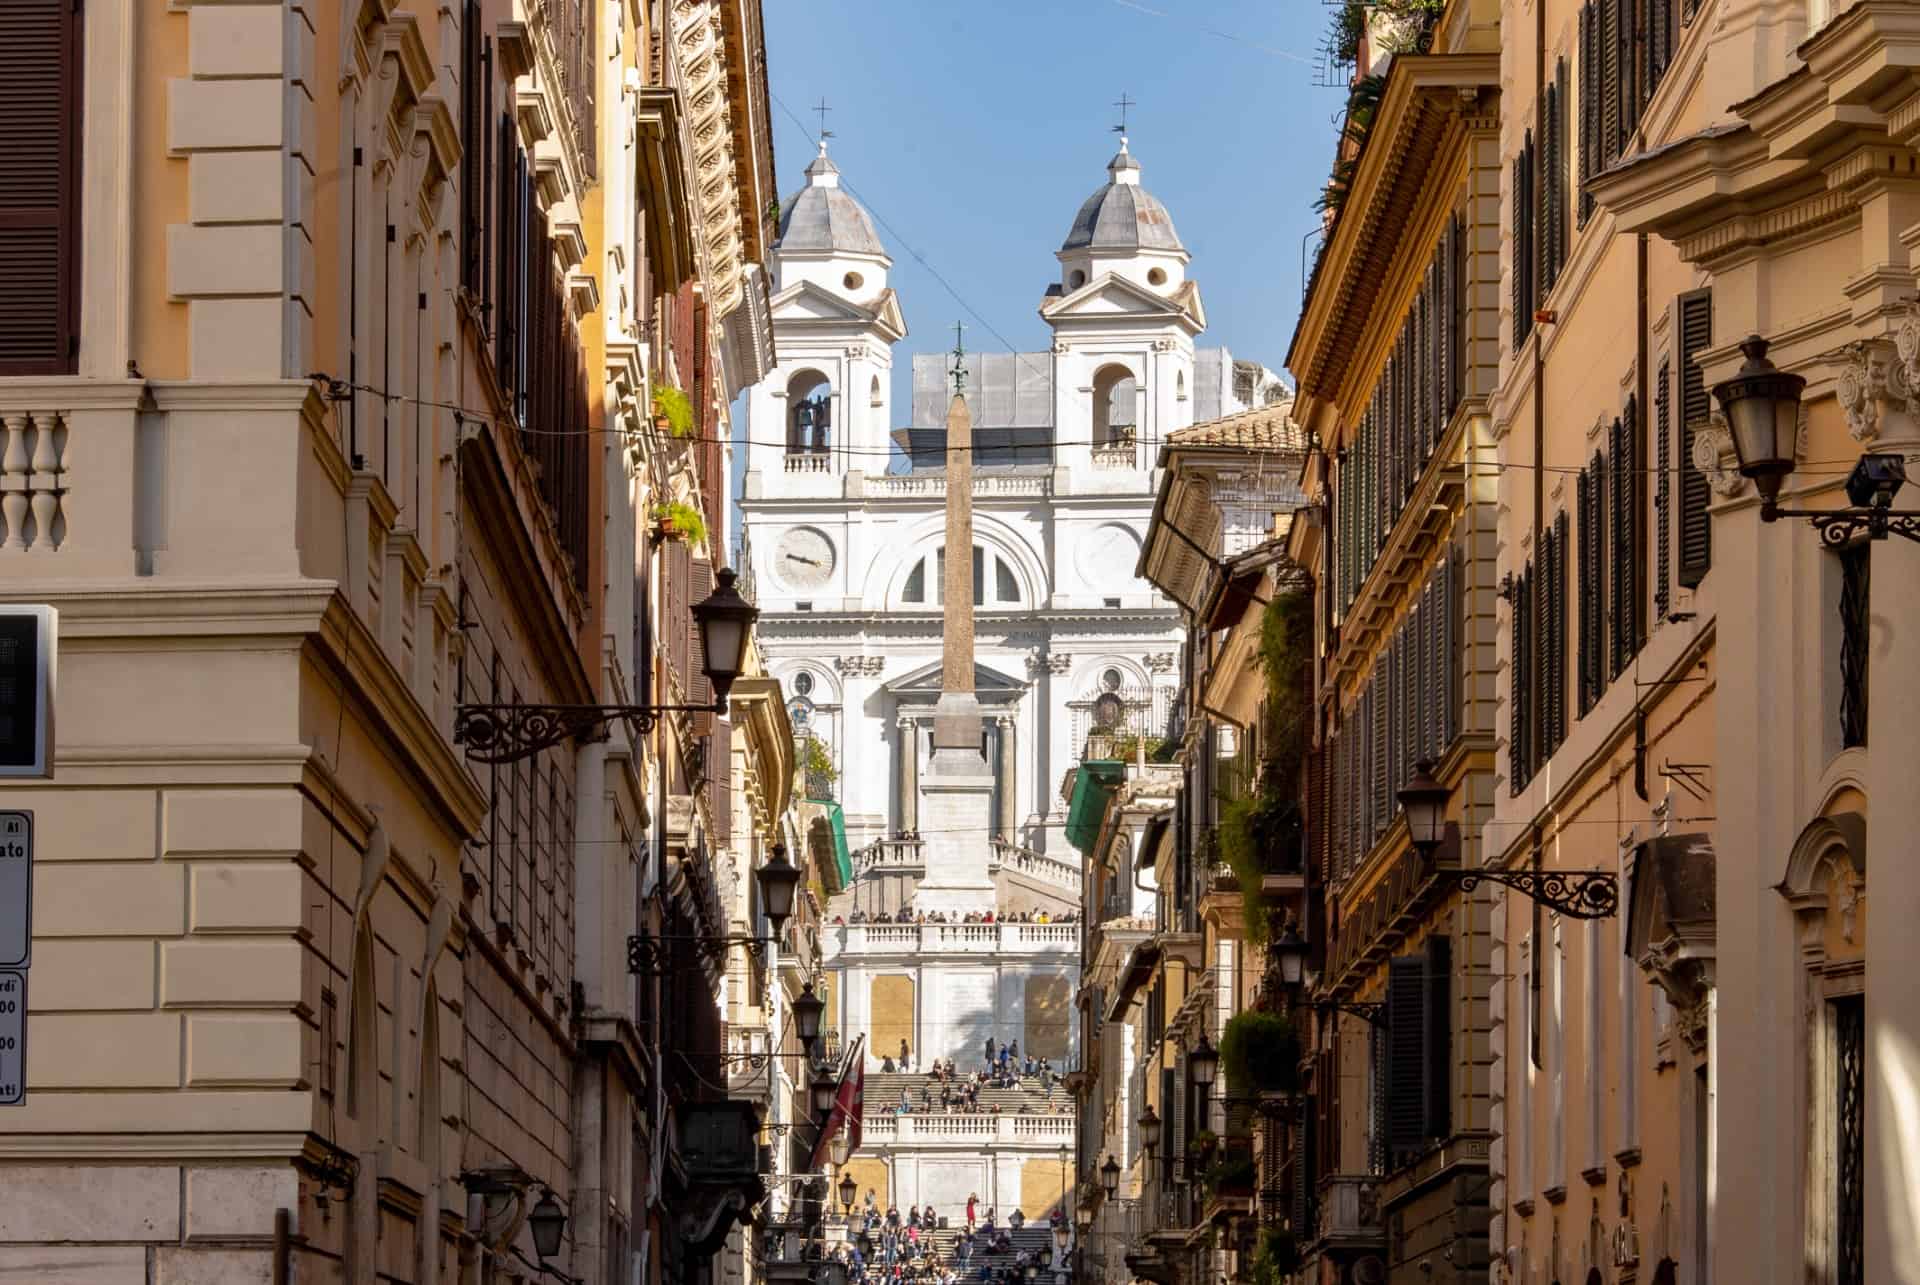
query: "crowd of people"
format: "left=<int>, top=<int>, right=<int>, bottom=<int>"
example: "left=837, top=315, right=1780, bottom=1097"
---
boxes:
left=828, top=1192, right=1066, bottom=1285
left=875, top=1042, right=1069, bottom=1113
left=837, top=907, right=1078, bottom=926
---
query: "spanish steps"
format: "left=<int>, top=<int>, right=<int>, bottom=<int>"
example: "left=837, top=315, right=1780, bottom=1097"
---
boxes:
left=859, top=1070, right=1070, bottom=1118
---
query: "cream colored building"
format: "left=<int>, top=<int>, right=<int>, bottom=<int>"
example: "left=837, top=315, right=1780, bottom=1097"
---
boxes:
left=0, top=2, right=790, bottom=1284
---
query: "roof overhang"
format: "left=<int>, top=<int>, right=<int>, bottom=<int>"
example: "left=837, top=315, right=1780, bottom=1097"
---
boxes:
left=1287, top=52, right=1499, bottom=417
left=728, top=676, right=794, bottom=826
left=1106, top=941, right=1163, bottom=1022
left=636, top=86, right=698, bottom=289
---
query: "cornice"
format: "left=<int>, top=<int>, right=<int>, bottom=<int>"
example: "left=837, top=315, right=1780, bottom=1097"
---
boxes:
left=1288, top=53, right=1500, bottom=405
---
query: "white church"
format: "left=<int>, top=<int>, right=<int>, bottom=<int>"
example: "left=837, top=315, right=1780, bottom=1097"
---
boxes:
left=739, top=135, right=1287, bottom=862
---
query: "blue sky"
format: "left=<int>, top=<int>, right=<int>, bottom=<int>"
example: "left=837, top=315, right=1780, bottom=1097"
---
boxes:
left=730, top=1, right=1338, bottom=547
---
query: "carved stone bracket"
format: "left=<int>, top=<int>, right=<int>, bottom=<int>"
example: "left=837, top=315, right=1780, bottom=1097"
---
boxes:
left=1835, top=336, right=1916, bottom=443
left=835, top=655, right=885, bottom=676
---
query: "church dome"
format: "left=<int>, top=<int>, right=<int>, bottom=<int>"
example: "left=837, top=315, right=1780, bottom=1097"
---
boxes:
left=1060, top=141, right=1185, bottom=255
left=775, top=144, right=886, bottom=258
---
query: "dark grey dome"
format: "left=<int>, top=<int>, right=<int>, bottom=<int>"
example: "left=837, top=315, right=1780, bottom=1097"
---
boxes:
left=776, top=148, right=886, bottom=258
left=1061, top=144, right=1184, bottom=254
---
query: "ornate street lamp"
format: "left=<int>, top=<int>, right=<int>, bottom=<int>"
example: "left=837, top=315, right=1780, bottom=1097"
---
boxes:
left=829, top=1131, right=851, bottom=1167
left=1714, top=334, right=1920, bottom=544
left=529, top=1188, right=567, bottom=1261
left=839, top=1172, right=858, bottom=1215
left=456, top=568, right=761, bottom=762
left=1396, top=759, right=1449, bottom=858
left=1137, top=1105, right=1161, bottom=1155
left=1270, top=922, right=1308, bottom=990
left=811, top=1060, right=840, bottom=1116
left=626, top=845, right=803, bottom=979
left=1100, top=1154, right=1121, bottom=1199
left=1075, top=1207, right=1093, bottom=1235
left=1054, top=1222, right=1072, bottom=1252
left=1186, top=1035, right=1219, bottom=1090
left=1401, top=757, right=1618, bottom=919
left=792, top=982, right=826, bottom=1053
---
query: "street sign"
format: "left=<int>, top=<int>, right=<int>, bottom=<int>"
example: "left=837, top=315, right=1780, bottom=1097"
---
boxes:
left=0, top=606, right=56, bottom=779
left=0, top=811, right=29, bottom=970
left=0, top=971, right=22, bottom=1105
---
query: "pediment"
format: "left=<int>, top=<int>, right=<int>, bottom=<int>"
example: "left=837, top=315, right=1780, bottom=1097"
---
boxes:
left=772, top=279, right=873, bottom=324
left=1040, top=272, right=1204, bottom=330
left=884, top=659, right=1028, bottom=696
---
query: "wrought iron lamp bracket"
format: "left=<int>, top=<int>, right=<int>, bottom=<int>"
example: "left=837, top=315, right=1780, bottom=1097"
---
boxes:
left=1438, top=866, right=1619, bottom=919
left=454, top=700, right=724, bottom=764
left=1764, top=503, right=1920, bottom=548
left=1313, top=999, right=1388, bottom=1027
left=627, top=929, right=775, bottom=976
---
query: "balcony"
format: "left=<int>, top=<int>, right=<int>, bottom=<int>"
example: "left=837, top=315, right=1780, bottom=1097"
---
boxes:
left=1314, top=1174, right=1385, bottom=1255
left=871, top=471, right=1052, bottom=499
left=856, top=1112, right=1075, bottom=1147
left=784, top=451, right=832, bottom=473
left=989, top=838, right=1083, bottom=892
left=724, top=1021, right=773, bottom=1098
left=830, top=921, right=1079, bottom=957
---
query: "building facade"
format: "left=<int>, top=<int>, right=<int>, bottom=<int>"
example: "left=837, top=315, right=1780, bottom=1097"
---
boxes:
left=0, top=3, right=813, bottom=1285
left=739, top=139, right=1287, bottom=859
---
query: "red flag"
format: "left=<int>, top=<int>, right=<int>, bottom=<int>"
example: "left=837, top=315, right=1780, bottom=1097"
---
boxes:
left=810, top=1035, right=866, bottom=1170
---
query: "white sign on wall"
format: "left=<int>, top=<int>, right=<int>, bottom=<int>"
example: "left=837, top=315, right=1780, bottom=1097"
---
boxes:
left=0, top=811, right=29, bottom=970
left=0, top=971, right=23, bottom=1106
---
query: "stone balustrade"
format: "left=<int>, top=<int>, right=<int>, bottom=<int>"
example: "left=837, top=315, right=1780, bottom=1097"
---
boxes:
left=857, top=1112, right=1075, bottom=1145
left=785, top=451, right=833, bottom=473
left=0, top=410, right=67, bottom=553
left=989, top=839, right=1083, bottom=891
left=872, top=473, right=1051, bottom=498
left=1090, top=442, right=1138, bottom=470
left=831, top=921, right=1078, bottom=956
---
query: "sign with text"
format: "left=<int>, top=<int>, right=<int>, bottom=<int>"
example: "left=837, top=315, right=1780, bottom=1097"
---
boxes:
left=0, top=811, right=28, bottom=970
left=0, top=607, right=56, bottom=779
left=0, top=971, right=22, bottom=1105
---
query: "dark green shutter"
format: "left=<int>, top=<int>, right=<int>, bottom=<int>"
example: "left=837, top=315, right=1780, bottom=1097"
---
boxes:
left=1424, top=936, right=1453, bottom=1141
left=1678, top=289, right=1714, bottom=586
left=1387, top=953, right=1427, bottom=1158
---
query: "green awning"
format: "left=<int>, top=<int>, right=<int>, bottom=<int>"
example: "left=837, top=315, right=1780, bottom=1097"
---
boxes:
left=1064, top=761, right=1126, bottom=855
left=807, top=800, right=853, bottom=894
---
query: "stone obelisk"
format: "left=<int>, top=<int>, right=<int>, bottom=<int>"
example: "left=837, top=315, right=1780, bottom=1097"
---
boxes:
left=913, top=342, right=997, bottom=916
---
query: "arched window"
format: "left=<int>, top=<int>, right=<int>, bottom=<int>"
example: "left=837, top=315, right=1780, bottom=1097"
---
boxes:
left=1092, top=364, right=1138, bottom=446
left=898, top=545, right=1024, bottom=607
left=870, top=374, right=883, bottom=408
left=1176, top=370, right=1187, bottom=402
left=417, top=983, right=440, bottom=1160
left=787, top=369, right=832, bottom=454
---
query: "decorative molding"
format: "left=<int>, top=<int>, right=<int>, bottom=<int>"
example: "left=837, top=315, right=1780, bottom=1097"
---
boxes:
left=835, top=655, right=884, bottom=676
left=1693, top=413, right=1745, bottom=498
left=1833, top=336, right=1914, bottom=442
left=1143, top=652, right=1175, bottom=674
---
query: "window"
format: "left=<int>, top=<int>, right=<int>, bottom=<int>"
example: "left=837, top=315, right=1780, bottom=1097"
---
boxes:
left=1676, top=290, right=1714, bottom=586
left=1510, top=562, right=1533, bottom=792
left=1385, top=937, right=1451, bottom=1168
left=0, top=0, right=84, bottom=374
left=459, top=1, right=494, bottom=303
left=996, top=560, right=1018, bottom=604
left=1578, top=451, right=1609, bottom=713
left=902, top=560, right=925, bottom=603
left=1655, top=358, right=1673, bottom=619
left=1578, top=0, right=1678, bottom=226
left=843, top=271, right=864, bottom=291
left=870, top=374, right=882, bottom=407
left=1068, top=269, right=1087, bottom=289
left=1147, top=267, right=1167, bottom=286
left=899, top=545, right=1023, bottom=607
left=793, top=670, right=815, bottom=697
left=1834, top=993, right=1865, bottom=1285
left=1092, top=365, right=1138, bottom=445
left=787, top=370, right=832, bottom=453
left=1539, top=60, right=1569, bottom=297
left=1512, top=130, right=1536, bottom=350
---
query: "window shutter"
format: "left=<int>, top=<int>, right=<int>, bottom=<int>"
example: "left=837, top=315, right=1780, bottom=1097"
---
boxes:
left=1424, top=935, right=1453, bottom=1140
left=1599, top=0, right=1620, bottom=168
left=461, top=1, right=483, bottom=295
left=0, top=0, right=83, bottom=375
left=1553, top=512, right=1570, bottom=750
left=1677, top=289, right=1714, bottom=586
left=1576, top=465, right=1593, bottom=712
left=690, top=557, right=715, bottom=732
left=1445, top=547, right=1462, bottom=745
left=1578, top=2, right=1597, bottom=227
left=1367, top=1021, right=1388, bottom=1174
left=1512, top=149, right=1531, bottom=351
left=1655, top=359, right=1672, bottom=618
left=1621, top=394, right=1643, bottom=666
left=1371, top=682, right=1387, bottom=842
left=1387, top=952, right=1428, bottom=1158
left=1510, top=565, right=1532, bottom=793
left=708, top=719, right=732, bottom=843
left=1617, top=0, right=1641, bottom=139
left=1609, top=415, right=1628, bottom=677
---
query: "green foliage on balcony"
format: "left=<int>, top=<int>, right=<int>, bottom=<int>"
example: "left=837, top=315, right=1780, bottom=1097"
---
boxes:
left=652, top=383, right=696, bottom=439
left=1249, top=1226, right=1299, bottom=1285
left=1202, top=1154, right=1257, bottom=1198
left=654, top=500, right=707, bottom=546
left=1220, top=1009, right=1300, bottom=1098
left=1215, top=791, right=1302, bottom=945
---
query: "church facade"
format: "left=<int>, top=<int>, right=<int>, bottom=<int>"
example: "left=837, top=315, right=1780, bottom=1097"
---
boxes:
left=739, top=138, right=1287, bottom=859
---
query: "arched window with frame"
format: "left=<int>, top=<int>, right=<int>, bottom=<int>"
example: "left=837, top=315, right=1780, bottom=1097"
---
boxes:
left=1092, top=364, right=1138, bottom=446
left=346, top=921, right=378, bottom=1126
left=897, top=544, right=1025, bottom=608
left=787, top=369, right=832, bottom=454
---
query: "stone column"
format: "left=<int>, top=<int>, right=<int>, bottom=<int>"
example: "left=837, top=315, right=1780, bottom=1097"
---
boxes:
left=996, top=716, right=1017, bottom=841
left=897, top=714, right=919, bottom=835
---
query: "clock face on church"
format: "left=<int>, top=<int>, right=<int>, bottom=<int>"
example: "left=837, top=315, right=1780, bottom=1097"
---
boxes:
left=775, top=527, right=836, bottom=589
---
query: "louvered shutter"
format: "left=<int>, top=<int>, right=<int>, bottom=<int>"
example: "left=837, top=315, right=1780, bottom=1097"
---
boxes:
left=1367, top=1022, right=1388, bottom=1174
left=1510, top=566, right=1532, bottom=793
left=1387, top=952, right=1428, bottom=1158
left=1537, top=524, right=1555, bottom=753
left=1617, top=0, right=1640, bottom=139
left=1609, top=416, right=1629, bottom=677
left=1444, top=548, right=1461, bottom=744
left=1677, top=290, right=1714, bottom=586
left=1424, top=936, right=1453, bottom=1140
left=1655, top=359, right=1672, bottom=618
left=1372, top=683, right=1388, bottom=842
left=0, top=0, right=83, bottom=374
left=1621, top=395, right=1643, bottom=666
left=1512, top=151, right=1529, bottom=351
left=461, top=0, right=483, bottom=294
left=1599, top=0, right=1620, bottom=168
left=1552, top=512, right=1570, bottom=750
left=1291, top=1112, right=1315, bottom=1236
left=709, top=718, right=732, bottom=843
left=1578, top=2, right=1596, bottom=226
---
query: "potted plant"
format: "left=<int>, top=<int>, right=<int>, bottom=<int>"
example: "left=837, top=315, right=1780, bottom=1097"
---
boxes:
left=653, top=500, right=707, bottom=546
left=1188, top=1129, right=1219, bottom=1162
left=651, top=384, right=695, bottom=439
left=1219, top=1009, right=1301, bottom=1100
left=1203, top=1154, right=1257, bottom=1199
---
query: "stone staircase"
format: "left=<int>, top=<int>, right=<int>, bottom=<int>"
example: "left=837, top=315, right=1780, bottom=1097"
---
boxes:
left=854, top=1223, right=1061, bottom=1277
left=862, top=1070, right=1070, bottom=1118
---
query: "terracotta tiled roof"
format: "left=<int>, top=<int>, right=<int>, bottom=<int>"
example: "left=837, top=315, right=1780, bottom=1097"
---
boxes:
left=1166, top=401, right=1307, bottom=452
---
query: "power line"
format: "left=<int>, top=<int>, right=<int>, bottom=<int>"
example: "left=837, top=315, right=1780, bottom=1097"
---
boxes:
left=1105, top=0, right=1318, bottom=67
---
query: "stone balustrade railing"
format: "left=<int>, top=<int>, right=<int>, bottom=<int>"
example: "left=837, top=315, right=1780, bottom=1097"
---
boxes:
left=872, top=473, right=1051, bottom=498
left=785, top=452, right=833, bottom=473
left=989, top=839, right=1083, bottom=891
left=854, top=837, right=926, bottom=870
left=0, top=410, right=68, bottom=553
left=857, top=1113, right=1074, bottom=1145
left=831, top=922, right=1079, bottom=956
left=1090, top=442, right=1138, bottom=471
